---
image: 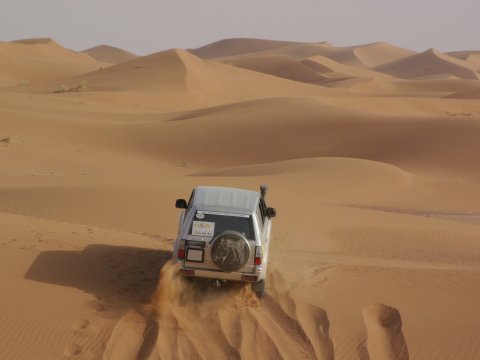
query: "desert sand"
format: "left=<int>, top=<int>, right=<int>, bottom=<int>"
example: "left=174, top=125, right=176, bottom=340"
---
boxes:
left=1, top=37, right=480, bottom=360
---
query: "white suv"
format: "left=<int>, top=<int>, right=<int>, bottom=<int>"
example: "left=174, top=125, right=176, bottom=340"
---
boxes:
left=173, top=185, right=276, bottom=298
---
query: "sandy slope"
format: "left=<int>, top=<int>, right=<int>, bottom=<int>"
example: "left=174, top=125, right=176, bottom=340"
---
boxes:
left=1, top=37, right=480, bottom=360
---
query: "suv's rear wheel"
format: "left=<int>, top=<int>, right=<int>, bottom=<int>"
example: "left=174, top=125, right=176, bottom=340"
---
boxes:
left=251, top=279, right=266, bottom=299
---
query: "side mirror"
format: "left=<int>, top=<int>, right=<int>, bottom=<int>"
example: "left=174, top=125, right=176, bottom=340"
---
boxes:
left=175, top=199, right=187, bottom=209
left=266, top=207, right=276, bottom=218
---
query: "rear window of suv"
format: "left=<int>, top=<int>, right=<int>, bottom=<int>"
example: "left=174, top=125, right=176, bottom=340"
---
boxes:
left=190, top=210, right=254, bottom=239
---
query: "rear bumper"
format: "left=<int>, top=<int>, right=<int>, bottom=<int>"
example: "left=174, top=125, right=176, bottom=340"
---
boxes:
left=179, top=265, right=264, bottom=282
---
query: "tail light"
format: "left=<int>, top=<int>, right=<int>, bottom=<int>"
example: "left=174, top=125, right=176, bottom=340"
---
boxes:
left=254, top=246, right=262, bottom=266
left=177, top=239, right=186, bottom=259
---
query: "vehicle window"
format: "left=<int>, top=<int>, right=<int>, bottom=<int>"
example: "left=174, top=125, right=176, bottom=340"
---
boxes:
left=190, top=211, right=254, bottom=239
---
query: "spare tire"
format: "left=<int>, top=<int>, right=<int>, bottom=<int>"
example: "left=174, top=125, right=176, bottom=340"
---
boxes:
left=211, top=231, right=250, bottom=272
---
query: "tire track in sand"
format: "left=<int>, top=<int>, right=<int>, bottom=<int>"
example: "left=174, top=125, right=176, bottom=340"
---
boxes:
left=103, top=261, right=335, bottom=360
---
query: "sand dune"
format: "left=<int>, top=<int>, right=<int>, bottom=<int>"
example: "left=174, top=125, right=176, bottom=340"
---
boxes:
left=0, top=38, right=106, bottom=86
left=205, top=40, right=415, bottom=68
left=352, top=42, right=416, bottom=68
left=215, top=52, right=393, bottom=86
left=466, top=55, right=480, bottom=71
left=374, top=48, right=480, bottom=80
left=446, top=52, right=480, bottom=73
left=210, top=42, right=476, bottom=96
left=217, top=53, right=330, bottom=84
left=221, top=41, right=370, bottom=67
left=79, top=48, right=332, bottom=95
left=325, top=77, right=407, bottom=93
left=79, top=49, right=196, bottom=92
left=447, top=50, right=480, bottom=60
left=123, top=96, right=480, bottom=179
left=2, top=36, right=480, bottom=360
left=303, top=54, right=393, bottom=79
left=81, top=44, right=137, bottom=64
left=49, top=48, right=336, bottom=111
left=300, top=42, right=414, bottom=68
left=191, top=39, right=361, bottom=65
left=463, top=55, right=480, bottom=72
left=189, top=38, right=299, bottom=59
left=326, top=76, right=480, bottom=96
left=204, top=40, right=414, bottom=88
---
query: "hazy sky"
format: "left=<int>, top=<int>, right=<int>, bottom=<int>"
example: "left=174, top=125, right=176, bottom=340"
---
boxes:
left=1, top=0, right=479, bottom=55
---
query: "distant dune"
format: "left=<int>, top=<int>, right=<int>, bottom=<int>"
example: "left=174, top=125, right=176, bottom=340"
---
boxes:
left=12, top=37, right=55, bottom=45
left=208, top=42, right=405, bottom=86
left=278, top=42, right=415, bottom=68
left=303, top=54, right=392, bottom=79
left=215, top=52, right=394, bottom=87
left=82, top=44, right=137, bottom=64
left=60, top=48, right=335, bottom=111
left=189, top=38, right=299, bottom=58
left=353, top=42, right=416, bottom=67
left=374, top=48, right=480, bottom=80
left=327, top=76, right=480, bottom=96
left=0, top=38, right=107, bottom=85
left=193, top=39, right=415, bottom=70
left=447, top=50, right=480, bottom=60
left=446, top=51, right=480, bottom=73
left=216, top=53, right=329, bottom=84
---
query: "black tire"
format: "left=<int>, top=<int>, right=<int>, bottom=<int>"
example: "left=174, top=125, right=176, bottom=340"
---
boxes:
left=251, top=279, right=266, bottom=299
left=211, top=231, right=250, bottom=272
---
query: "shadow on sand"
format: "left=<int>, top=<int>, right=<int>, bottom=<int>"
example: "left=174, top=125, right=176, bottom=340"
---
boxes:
left=25, top=244, right=172, bottom=311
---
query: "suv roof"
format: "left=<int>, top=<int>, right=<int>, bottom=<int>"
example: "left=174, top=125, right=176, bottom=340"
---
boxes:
left=192, top=186, right=259, bottom=215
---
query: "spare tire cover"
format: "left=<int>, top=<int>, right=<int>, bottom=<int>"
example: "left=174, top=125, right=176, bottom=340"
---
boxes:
left=211, top=231, right=250, bottom=272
